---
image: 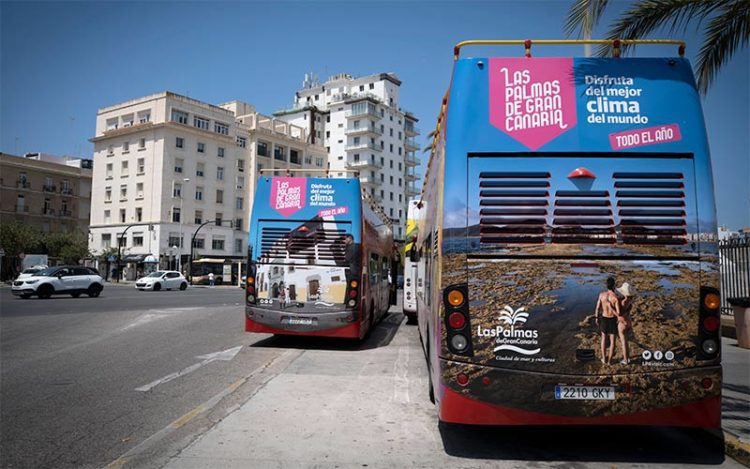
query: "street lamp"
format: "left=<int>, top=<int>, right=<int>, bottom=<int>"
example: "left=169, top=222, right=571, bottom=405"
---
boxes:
left=178, top=177, right=190, bottom=273
left=117, top=223, right=142, bottom=282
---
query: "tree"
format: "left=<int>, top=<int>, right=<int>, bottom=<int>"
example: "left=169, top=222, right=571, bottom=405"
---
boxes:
left=565, top=0, right=750, bottom=94
left=0, top=220, right=43, bottom=277
left=43, top=232, right=91, bottom=264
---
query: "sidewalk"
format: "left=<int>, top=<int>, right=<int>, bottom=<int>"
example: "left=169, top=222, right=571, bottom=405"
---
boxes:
left=722, top=334, right=750, bottom=466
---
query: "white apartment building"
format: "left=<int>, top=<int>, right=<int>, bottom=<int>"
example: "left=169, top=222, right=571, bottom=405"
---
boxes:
left=274, top=72, right=420, bottom=240
left=89, top=92, right=326, bottom=278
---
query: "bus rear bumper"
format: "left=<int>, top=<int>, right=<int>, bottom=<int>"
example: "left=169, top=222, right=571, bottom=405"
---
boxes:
left=245, top=307, right=361, bottom=338
left=437, top=360, right=722, bottom=428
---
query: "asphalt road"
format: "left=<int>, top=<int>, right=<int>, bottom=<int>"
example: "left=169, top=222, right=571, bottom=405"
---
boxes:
left=0, top=286, right=742, bottom=468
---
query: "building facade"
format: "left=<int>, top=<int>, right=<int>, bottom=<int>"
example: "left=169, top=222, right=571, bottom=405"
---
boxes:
left=0, top=152, right=92, bottom=234
left=274, top=73, right=420, bottom=240
left=88, top=92, right=326, bottom=278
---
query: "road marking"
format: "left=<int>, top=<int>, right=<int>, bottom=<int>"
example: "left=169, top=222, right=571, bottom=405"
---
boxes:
left=135, top=346, right=243, bottom=392
left=104, top=349, right=302, bottom=469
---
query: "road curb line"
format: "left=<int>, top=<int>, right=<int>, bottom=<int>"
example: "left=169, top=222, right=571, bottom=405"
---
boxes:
left=103, top=348, right=303, bottom=469
left=725, top=431, right=750, bottom=467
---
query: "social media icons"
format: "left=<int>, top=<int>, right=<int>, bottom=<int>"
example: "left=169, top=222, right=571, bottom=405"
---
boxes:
left=641, top=349, right=674, bottom=364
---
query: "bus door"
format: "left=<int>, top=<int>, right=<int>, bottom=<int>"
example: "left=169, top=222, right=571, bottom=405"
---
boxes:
left=459, top=154, right=707, bottom=379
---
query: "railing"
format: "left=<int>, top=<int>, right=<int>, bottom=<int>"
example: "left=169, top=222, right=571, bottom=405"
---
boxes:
left=345, top=142, right=380, bottom=152
left=60, top=210, right=73, bottom=217
left=43, top=185, right=56, bottom=192
left=16, top=180, right=30, bottom=189
left=405, top=154, right=420, bottom=166
left=720, top=237, right=750, bottom=316
left=345, top=125, right=382, bottom=136
left=42, top=208, right=56, bottom=215
left=61, top=188, right=75, bottom=196
left=404, top=138, right=419, bottom=150
left=14, top=205, right=29, bottom=213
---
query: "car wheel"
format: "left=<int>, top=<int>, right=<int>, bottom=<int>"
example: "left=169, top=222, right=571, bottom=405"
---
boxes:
left=87, top=284, right=103, bottom=298
left=180, top=282, right=187, bottom=291
left=153, top=283, right=161, bottom=291
left=37, top=284, right=54, bottom=299
left=71, top=293, right=81, bottom=298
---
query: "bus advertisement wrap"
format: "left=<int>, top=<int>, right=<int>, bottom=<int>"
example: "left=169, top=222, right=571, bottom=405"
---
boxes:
left=419, top=53, right=721, bottom=427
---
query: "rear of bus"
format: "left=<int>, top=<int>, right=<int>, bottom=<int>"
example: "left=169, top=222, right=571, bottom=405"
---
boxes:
left=403, top=199, right=422, bottom=322
left=245, top=176, right=365, bottom=339
left=435, top=47, right=721, bottom=427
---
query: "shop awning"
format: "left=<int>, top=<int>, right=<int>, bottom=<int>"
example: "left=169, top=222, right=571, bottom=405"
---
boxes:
left=122, top=254, right=147, bottom=263
left=193, top=258, right=226, bottom=264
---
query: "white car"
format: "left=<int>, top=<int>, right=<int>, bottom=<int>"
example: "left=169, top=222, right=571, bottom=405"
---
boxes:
left=12, top=266, right=104, bottom=299
left=15, top=265, right=48, bottom=282
left=135, top=271, right=188, bottom=291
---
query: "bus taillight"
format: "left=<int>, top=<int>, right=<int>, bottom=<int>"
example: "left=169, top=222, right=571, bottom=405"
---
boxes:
left=346, top=280, right=359, bottom=309
left=246, top=277, right=256, bottom=304
left=443, top=284, right=473, bottom=356
left=698, top=286, right=720, bottom=360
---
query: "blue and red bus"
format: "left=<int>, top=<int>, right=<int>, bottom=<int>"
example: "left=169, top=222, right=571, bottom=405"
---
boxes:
left=245, top=174, right=394, bottom=339
left=416, top=40, right=722, bottom=427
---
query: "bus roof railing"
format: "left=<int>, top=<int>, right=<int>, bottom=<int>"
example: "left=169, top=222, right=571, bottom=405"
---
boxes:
left=453, top=39, right=686, bottom=60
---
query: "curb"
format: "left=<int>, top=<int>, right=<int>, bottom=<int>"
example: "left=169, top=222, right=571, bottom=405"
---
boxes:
left=725, top=431, right=750, bottom=467
left=722, top=315, right=737, bottom=340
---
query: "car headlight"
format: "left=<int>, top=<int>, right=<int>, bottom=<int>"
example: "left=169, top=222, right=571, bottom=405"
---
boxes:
left=25, top=279, right=39, bottom=284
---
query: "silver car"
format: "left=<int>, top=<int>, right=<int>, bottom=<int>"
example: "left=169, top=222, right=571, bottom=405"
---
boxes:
left=135, top=271, right=188, bottom=291
left=12, top=266, right=104, bottom=299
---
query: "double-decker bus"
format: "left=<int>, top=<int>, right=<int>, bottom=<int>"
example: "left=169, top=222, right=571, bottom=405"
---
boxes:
left=245, top=174, right=394, bottom=339
left=416, top=40, right=721, bottom=427
left=403, top=199, right=423, bottom=324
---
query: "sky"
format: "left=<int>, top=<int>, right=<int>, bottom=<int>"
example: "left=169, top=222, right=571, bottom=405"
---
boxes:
left=1, top=0, right=748, bottom=230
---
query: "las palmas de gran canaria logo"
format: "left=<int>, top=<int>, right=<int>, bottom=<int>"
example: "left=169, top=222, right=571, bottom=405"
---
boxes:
left=477, top=305, right=541, bottom=356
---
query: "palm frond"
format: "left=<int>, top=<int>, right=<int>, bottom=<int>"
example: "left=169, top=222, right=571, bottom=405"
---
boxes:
left=695, top=0, right=750, bottom=94
left=565, top=0, right=610, bottom=38
left=596, top=0, right=729, bottom=57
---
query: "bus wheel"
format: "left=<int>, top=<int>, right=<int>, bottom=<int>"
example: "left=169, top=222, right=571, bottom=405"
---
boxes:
left=429, top=378, right=435, bottom=404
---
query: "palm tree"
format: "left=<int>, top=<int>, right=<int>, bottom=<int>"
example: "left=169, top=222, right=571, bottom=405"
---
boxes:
left=565, top=0, right=750, bottom=94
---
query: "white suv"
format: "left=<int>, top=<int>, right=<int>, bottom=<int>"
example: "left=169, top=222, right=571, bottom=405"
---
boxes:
left=12, top=266, right=104, bottom=299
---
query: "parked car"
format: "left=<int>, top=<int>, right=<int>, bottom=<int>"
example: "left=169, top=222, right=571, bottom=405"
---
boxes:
left=135, top=271, right=188, bottom=291
left=11, top=266, right=104, bottom=299
left=15, top=265, right=48, bottom=282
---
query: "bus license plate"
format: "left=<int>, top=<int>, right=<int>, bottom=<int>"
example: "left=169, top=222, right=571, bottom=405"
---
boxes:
left=555, top=385, right=615, bottom=400
left=287, top=317, right=314, bottom=326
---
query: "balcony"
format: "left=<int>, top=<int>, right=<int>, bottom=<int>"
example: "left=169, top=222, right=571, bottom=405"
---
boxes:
left=14, top=205, right=29, bottom=213
left=406, top=183, right=420, bottom=197
left=345, top=142, right=381, bottom=153
left=43, top=185, right=56, bottom=193
left=347, top=159, right=382, bottom=171
left=61, top=187, right=75, bottom=196
left=360, top=176, right=382, bottom=188
left=16, top=180, right=30, bottom=189
left=60, top=210, right=73, bottom=217
left=405, top=124, right=420, bottom=137
left=344, top=125, right=382, bottom=137
left=42, top=208, right=56, bottom=216
left=346, top=107, right=381, bottom=121
left=405, top=153, right=420, bottom=167
left=404, top=138, right=419, bottom=152
left=405, top=170, right=419, bottom=182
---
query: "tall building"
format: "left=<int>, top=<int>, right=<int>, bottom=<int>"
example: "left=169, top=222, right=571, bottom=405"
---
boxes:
left=88, top=92, right=326, bottom=278
left=274, top=72, right=420, bottom=240
left=0, top=152, right=92, bottom=234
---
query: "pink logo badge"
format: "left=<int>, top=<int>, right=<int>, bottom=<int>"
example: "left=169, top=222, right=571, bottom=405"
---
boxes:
left=489, top=58, right=577, bottom=150
left=270, top=177, right=306, bottom=217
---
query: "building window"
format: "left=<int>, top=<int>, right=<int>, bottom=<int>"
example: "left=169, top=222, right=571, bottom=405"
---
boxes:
left=123, top=141, right=130, bottom=153
left=173, top=183, right=182, bottom=198
left=390, top=192, right=394, bottom=201
left=273, top=145, right=285, bottom=161
left=215, top=213, right=223, bottom=226
left=105, top=186, right=112, bottom=201
left=196, top=163, right=205, bottom=177
left=235, top=239, right=243, bottom=253
left=120, top=184, right=128, bottom=200
left=172, top=110, right=189, bottom=124
left=237, top=159, right=244, bottom=172
left=315, top=157, right=324, bottom=167
left=121, top=161, right=129, bottom=176
left=398, top=178, right=402, bottom=187
left=399, top=194, right=402, bottom=202
left=107, top=145, right=114, bottom=156
left=304, top=155, right=312, bottom=165
left=193, top=116, right=209, bottom=130
left=120, top=209, right=126, bottom=223
left=176, top=137, right=184, bottom=148
left=137, top=158, right=145, bottom=174
left=398, top=147, right=402, bottom=155
left=172, top=208, right=181, bottom=223
left=133, top=234, right=144, bottom=247
left=136, top=182, right=144, bottom=198
left=139, top=138, right=146, bottom=149
left=168, top=235, right=183, bottom=248
left=195, top=210, right=203, bottom=224
left=235, top=218, right=243, bottom=231
left=197, top=142, right=205, bottom=153
left=236, top=175, right=244, bottom=189
left=390, top=160, right=393, bottom=169
left=216, top=189, right=224, bottom=204
left=398, top=162, right=402, bottom=171
left=390, top=175, right=394, bottom=184
left=104, top=210, right=111, bottom=224
left=214, top=122, right=229, bottom=135
left=290, top=149, right=300, bottom=164
left=212, top=238, right=225, bottom=250
left=102, top=233, right=111, bottom=248
left=217, top=147, right=225, bottom=158
left=138, top=111, right=150, bottom=124
left=136, top=207, right=143, bottom=222
left=193, top=238, right=205, bottom=249
left=174, top=158, right=183, bottom=173
left=216, top=167, right=224, bottom=180
left=195, top=186, right=203, bottom=201
left=235, top=197, right=243, bottom=210
left=236, top=136, right=247, bottom=148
